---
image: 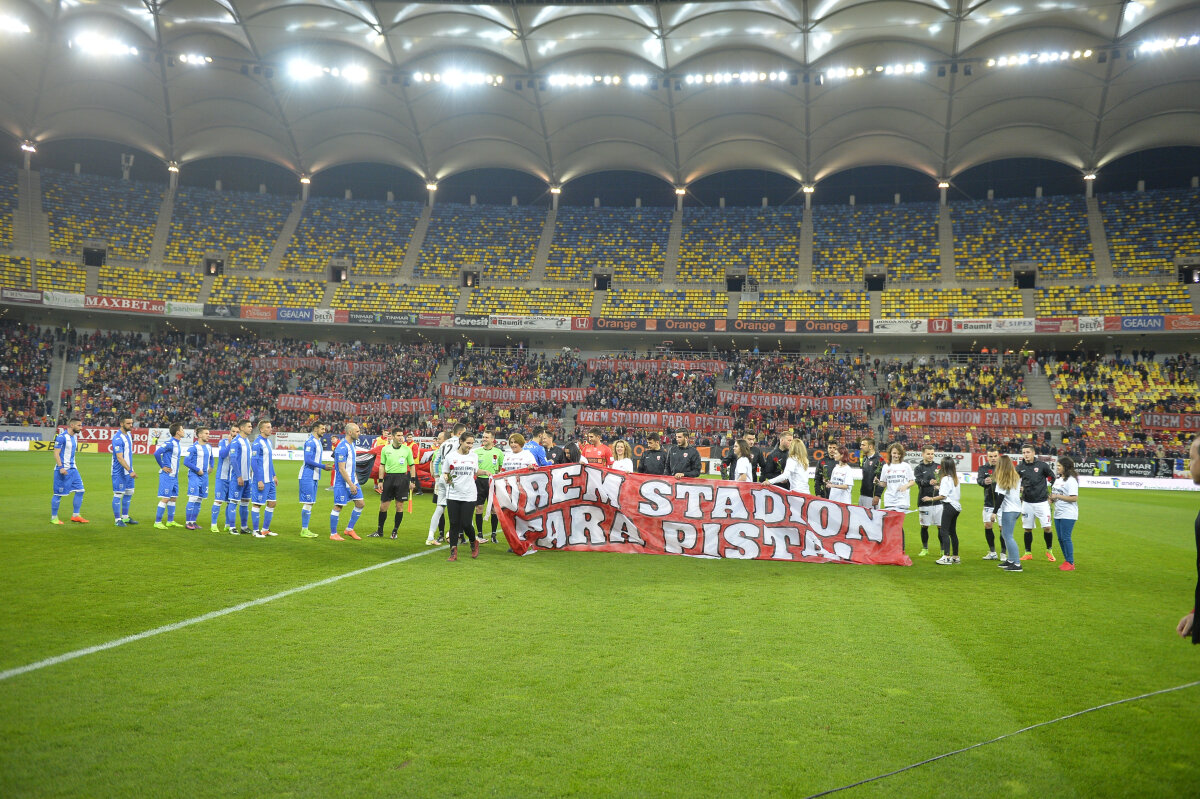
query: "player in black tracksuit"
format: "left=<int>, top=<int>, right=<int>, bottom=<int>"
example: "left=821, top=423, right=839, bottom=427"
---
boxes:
left=762, top=433, right=793, bottom=484
left=637, top=433, right=670, bottom=475
left=1016, top=448, right=1056, bottom=557
left=814, top=447, right=837, bottom=498
left=858, top=440, right=884, bottom=508
left=977, top=451, right=1003, bottom=558
left=913, top=454, right=941, bottom=553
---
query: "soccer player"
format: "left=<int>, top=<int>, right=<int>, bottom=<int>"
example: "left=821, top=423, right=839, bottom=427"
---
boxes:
left=762, top=430, right=793, bottom=483
left=183, top=427, right=214, bottom=530
left=110, top=414, right=138, bottom=526
left=473, top=430, right=504, bottom=543
left=524, top=425, right=551, bottom=466
left=744, top=433, right=767, bottom=482
left=153, top=423, right=185, bottom=529
left=666, top=430, right=701, bottom=479
left=331, top=422, right=365, bottom=541
left=977, top=449, right=1003, bottom=560
left=226, top=419, right=253, bottom=534
left=443, top=431, right=480, bottom=561
left=914, top=445, right=941, bottom=557
left=373, top=429, right=415, bottom=539
left=827, top=445, right=854, bottom=504
left=879, top=443, right=916, bottom=514
left=51, top=417, right=87, bottom=524
left=581, top=428, right=614, bottom=467
left=211, top=425, right=236, bottom=532
left=544, top=429, right=567, bottom=465
left=858, top=439, right=883, bottom=509
left=636, top=432, right=669, bottom=475
left=427, top=425, right=463, bottom=546
left=250, top=418, right=278, bottom=537
left=1016, top=443, right=1056, bottom=562
left=813, top=440, right=837, bottom=499
left=767, top=439, right=811, bottom=494
left=299, top=421, right=328, bottom=538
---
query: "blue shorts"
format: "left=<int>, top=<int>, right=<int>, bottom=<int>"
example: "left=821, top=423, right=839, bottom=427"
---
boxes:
left=250, top=482, right=277, bottom=505
left=157, top=473, right=180, bottom=499
left=214, top=478, right=230, bottom=502
left=53, top=468, right=85, bottom=495
left=298, top=479, right=318, bottom=504
left=187, top=477, right=210, bottom=500
left=111, top=472, right=134, bottom=493
left=333, top=481, right=362, bottom=506
left=230, top=480, right=252, bottom=502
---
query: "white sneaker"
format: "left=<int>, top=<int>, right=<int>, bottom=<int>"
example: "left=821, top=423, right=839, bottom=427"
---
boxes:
left=251, top=531, right=266, bottom=538
left=425, top=538, right=437, bottom=546
left=982, top=551, right=999, bottom=560
left=935, top=555, right=954, bottom=565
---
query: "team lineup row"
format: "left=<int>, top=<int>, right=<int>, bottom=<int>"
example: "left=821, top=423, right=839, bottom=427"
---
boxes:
left=49, top=417, right=1081, bottom=569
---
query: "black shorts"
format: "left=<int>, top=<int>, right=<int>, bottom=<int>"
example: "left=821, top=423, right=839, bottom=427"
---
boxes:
left=380, top=474, right=410, bottom=503
left=474, top=476, right=492, bottom=505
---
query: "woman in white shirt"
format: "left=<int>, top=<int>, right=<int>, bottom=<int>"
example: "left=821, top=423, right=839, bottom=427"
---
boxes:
left=992, top=455, right=1025, bottom=572
left=925, top=456, right=962, bottom=564
left=879, top=444, right=916, bottom=511
left=443, top=432, right=480, bottom=561
left=827, top=445, right=854, bottom=504
left=499, top=434, right=538, bottom=472
left=611, top=440, right=634, bottom=473
left=768, top=439, right=811, bottom=494
left=732, top=440, right=754, bottom=481
left=1050, top=456, right=1079, bottom=571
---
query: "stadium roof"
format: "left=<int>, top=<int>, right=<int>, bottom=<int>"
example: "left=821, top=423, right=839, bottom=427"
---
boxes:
left=1, top=0, right=1199, bottom=187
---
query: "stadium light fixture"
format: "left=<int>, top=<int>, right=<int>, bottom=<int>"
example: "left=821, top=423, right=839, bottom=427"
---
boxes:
left=1083, top=172, right=1097, bottom=181
left=20, top=140, right=35, bottom=154
left=937, top=181, right=950, bottom=189
left=342, top=65, right=369, bottom=84
left=425, top=182, right=438, bottom=191
left=0, top=15, right=31, bottom=34
left=72, top=32, right=138, bottom=57
left=167, top=161, right=179, bottom=173
left=674, top=187, right=686, bottom=196
left=801, top=185, right=815, bottom=194
left=178, top=54, right=213, bottom=66
left=549, top=186, right=562, bottom=194
left=287, top=59, right=323, bottom=81
left=299, top=174, right=311, bottom=185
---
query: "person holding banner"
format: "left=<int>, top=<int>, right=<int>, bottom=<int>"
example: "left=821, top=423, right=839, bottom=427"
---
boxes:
left=544, top=429, right=567, bottom=466
left=611, top=440, right=634, bottom=473
left=733, top=440, right=754, bottom=481
left=762, top=430, right=793, bottom=484
left=443, top=432, right=480, bottom=561
left=581, top=429, right=614, bottom=467
left=879, top=444, right=916, bottom=516
left=1050, top=456, right=1079, bottom=571
left=110, top=414, right=138, bottom=526
left=667, top=430, right=701, bottom=479
left=766, top=439, right=811, bottom=494
left=50, top=417, right=87, bottom=525
left=827, top=446, right=855, bottom=504
left=499, top=433, right=538, bottom=473
left=993, top=455, right=1025, bottom=572
left=373, top=430, right=415, bottom=539
left=926, top=457, right=962, bottom=565
left=636, top=433, right=669, bottom=475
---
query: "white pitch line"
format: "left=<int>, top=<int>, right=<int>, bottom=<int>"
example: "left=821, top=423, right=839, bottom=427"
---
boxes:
left=0, top=546, right=446, bottom=683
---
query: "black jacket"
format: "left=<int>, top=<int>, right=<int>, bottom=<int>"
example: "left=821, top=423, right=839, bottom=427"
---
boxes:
left=637, top=448, right=669, bottom=475
left=814, top=455, right=836, bottom=497
left=1016, top=459, right=1054, bottom=503
left=546, top=445, right=568, bottom=465
left=914, top=461, right=940, bottom=500
left=666, top=445, right=702, bottom=478
left=977, top=463, right=997, bottom=508
left=749, top=446, right=767, bottom=482
left=762, top=447, right=790, bottom=483
left=860, top=453, right=884, bottom=498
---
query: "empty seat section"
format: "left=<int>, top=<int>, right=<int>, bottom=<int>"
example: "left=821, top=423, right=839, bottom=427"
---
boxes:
left=813, top=202, right=940, bottom=282
left=282, top=197, right=422, bottom=275
left=98, top=265, right=203, bottom=301
left=209, top=275, right=324, bottom=307
left=40, top=169, right=161, bottom=261
left=165, top=187, right=291, bottom=270
left=952, top=195, right=1093, bottom=280
left=330, top=282, right=459, bottom=313
left=1035, top=284, right=1191, bottom=316
left=738, top=290, right=867, bottom=320
left=1101, top=189, right=1200, bottom=277
left=417, top=204, right=543, bottom=280
left=547, top=206, right=672, bottom=283
left=35, top=259, right=86, bottom=293
left=0, top=255, right=32, bottom=289
left=467, top=287, right=591, bottom=315
left=880, top=287, right=1021, bottom=318
left=600, top=289, right=726, bottom=319
left=0, top=165, right=16, bottom=250
left=678, top=207, right=802, bottom=285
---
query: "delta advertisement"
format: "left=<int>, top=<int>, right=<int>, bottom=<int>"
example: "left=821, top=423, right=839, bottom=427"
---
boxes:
left=716, top=391, right=875, bottom=412
left=492, top=463, right=911, bottom=566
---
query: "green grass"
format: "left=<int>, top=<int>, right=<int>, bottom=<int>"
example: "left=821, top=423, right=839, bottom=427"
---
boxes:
left=1, top=451, right=1198, bottom=798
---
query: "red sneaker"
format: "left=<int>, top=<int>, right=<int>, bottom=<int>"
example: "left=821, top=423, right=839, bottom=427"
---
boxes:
left=343, top=529, right=362, bottom=540
left=69, top=515, right=90, bottom=524
left=1059, top=562, right=1075, bottom=571
left=1019, top=553, right=1033, bottom=561
left=447, top=546, right=458, bottom=562
left=471, top=540, right=479, bottom=559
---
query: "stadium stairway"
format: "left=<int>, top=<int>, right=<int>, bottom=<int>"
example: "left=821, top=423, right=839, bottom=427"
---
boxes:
left=796, top=207, right=814, bottom=287
left=263, top=199, right=305, bottom=274
left=661, top=209, right=682, bottom=286
left=85, top=264, right=99, bottom=295
left=1021, top=289, right=1035, bottom=317
left=456, top=286, right=472, bottom=314
left=726, top=292, right=739, bottom=318
left=197, top=272, right=216, bottom=304
left=869, top=291, right=882, bottom=318
left=16, top=169, right=50, bottom=254
left=590, top=289, right=605, bottom=317
left=529, top=208, right=555, bottom=282
left=1189, top=283, right=1200, bottom=313
left=1086, top=198, right=1115, bottom=282
left=938, top=205, right=955, bottom=281
left=147, top=188, right=174, bottom=266
left=398, top=205, right=431, bottom=281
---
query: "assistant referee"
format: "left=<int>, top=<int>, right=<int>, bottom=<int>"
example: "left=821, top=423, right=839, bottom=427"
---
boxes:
left=372, top=430, right=415, bottom=539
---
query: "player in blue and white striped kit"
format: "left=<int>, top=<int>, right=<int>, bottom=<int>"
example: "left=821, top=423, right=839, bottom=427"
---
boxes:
left=153, top=423, right=185, bottom=529
left=210, top=424, right=236, bottom=532
left=299, top=421, right=328, bottom=538
left=250, top=418, right=278, bottom=537
left=183, top=428, right=214, bottom=530
left=330, top=421, right=365, bottom=540
left=225, top=420, right=253, bottom=534
left=110, top=414, right=138, bottom=526
left=50, top=417, right=87, bottom=524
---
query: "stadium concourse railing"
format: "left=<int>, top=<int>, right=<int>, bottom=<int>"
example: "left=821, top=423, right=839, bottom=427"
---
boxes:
left=4, top=287, right=1199, bottom=337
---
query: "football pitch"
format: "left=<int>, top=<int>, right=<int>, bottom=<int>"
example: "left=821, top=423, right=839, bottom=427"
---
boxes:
left=1, top=452, right=1198, bottom=798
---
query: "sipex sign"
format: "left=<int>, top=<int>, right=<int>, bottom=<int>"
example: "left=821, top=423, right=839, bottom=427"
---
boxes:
left=276, top=307, right=314, bottom=322
left=1121, top=315, right=1164, bottom=331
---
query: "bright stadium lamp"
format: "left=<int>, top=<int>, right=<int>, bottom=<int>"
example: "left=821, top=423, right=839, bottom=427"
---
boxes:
left=287, top=59, right=323, bottom=81
left=299, top=174, right=311, bottom=185
left=937, top=180, right=950, bottom=189
left=0, top=15, right=31, bottom=34
left=426, top=182, right=438, bottom=191
left=20, top=140, right=36, bottom=153
left=549, top=186, right=562, bottom=194
left=801, top=185, right=815, bottom=193
left=1083, top=172, right=1097, bottom=181
left=674, top=187, right=686, bottom=195
left=167, top=161, right=179, bottom=173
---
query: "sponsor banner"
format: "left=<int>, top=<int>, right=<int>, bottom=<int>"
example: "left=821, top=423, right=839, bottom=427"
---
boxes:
left=1165, top=314, right=1200, bottom=331
left=1077, top=316, right=1103, bottom=333
left=587, top=359, right=725, bottom=374
left=164, top=301, right=203, bottom=318
left=384, top=312, right=417, bottom=326
left=347, top=310, right=382, bottom=325
left=203, top=303, right=240, bottom=319
left=951, top=318, right=993, bottom=333
left=488, top=315, right=573, bottom=332
left=653, top=318, right=715, bottom=333
left=1, top=287, right=43, bottom=304
left=572, top=317, right=593, bottom=330
left=417, top=313, right=453, bottom=328
left=1121, top=314, right=1164, bottom=332
left=1079, top=475, right=1200, bottom=492
left=59, top=426, right=193, bottom=455
left=312, top=308, right=348, bottom=325
left=493, top=463, right=911, bottom=566
left=1035, top=317, right=1079, bottom=333
left=30, top=441, right=98, bottom=453
left=276, top=395, right=432, bottom=416
left=42, top=290, right=86, bottom=308
left=891, top=408, right=1069, bottom=427
left=240, top=305, right=277, bottom=321
left=84, top=295, right=164, bottom=314
left=575, top=409, right=735, bottom=432
left=249, top=357, right=387, bottom=374
left=927, top=318, right=951, bottom=334
left=454, top=314, right=489, bottom=329
left=594, top=317, right=646, bottom=331
left=1104, top=316, right=1123, bottom=331
left=993, top=318, right=1035, bottom=333
left=1139, top=413, right=1200, bottom=431
left=274, top=431, right=311, bottom=451
left=276, top=307, right=314, bottom=323
left=873, top=319, right=927, bottom=334
left=0, top=441, right=30, bottom=451
left=0, top=430, right=44, bottom=441
left=716, top=391, right=875, bottom=412
left=439, top=385, right=595, bottom=403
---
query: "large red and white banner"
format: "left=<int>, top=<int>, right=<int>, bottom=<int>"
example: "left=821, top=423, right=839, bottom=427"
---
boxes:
left=586, top=358, right=726, bottom=374
left=276, top=394, right=432, bottom=415
left=1140, top=412, right=1200, bottom=431
left=250, top=357, right=388, bottom=374
left=891, top=408, right=1069, bottom=427
left=576, top=409, right=735, bottom=432
left=493, top=464, right=910, bottom=565
left=716, top=391, right=875, bottom=412
left=439, top=385, right=595, bottom=403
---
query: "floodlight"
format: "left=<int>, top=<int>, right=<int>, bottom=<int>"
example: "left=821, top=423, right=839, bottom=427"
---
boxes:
left=288, top=59, right=323, bottom=81
left=426, top=182, right=438, bottom=191
left=674, top=187, right=686, bottom=196
left=299, top=175, right=311, bottom=185
left=20, top=140, right=35, bottom=153
left=0, top=15, right=31, bottom=34
left=342, top=65, right=369, bottom=83
left=167, top=161, right=179, bottom=173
